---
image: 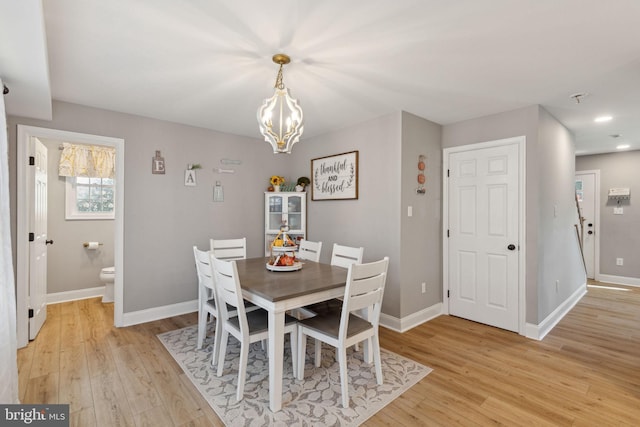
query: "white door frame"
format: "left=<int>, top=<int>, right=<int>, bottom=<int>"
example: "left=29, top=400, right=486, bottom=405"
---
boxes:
left=442, top=136, right=527, bottom=335
left=575, top=169, right=600, bottom=280
left=16, top=125, right=125, bottom=348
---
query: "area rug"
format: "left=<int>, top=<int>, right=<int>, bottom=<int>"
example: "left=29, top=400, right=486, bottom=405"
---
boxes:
left=157, top=325, right=431, bottom=426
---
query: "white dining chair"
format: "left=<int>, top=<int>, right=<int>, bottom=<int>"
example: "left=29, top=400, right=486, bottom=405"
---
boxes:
left=330, top=243, right=364, bottom=268
left=297, top=256, right=389, bottom=408
left=306, top=243, right=364, bottom=316
left=193, top=246, right=223, bottom=363
left=194, top=246, right=258, bottom=356
left=210, top=237, right=246, bottom=260
left=296, top=239, right=322, bottom=262
left=211, top=255, right=299, bottom=402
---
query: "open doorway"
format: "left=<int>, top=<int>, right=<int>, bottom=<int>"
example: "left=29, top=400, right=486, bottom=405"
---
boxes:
left=575, top=170, right=600, bottom=280
left=16, top=125, right=125, bottom=348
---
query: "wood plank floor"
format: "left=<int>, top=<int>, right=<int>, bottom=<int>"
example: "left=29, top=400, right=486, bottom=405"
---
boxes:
left=18, top=282, right=640, bottom=426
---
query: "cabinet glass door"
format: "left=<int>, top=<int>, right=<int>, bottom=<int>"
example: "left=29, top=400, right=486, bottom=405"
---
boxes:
left=268, top=195, right=283, bottom=230
left=288, top=195, right=302, bottom=230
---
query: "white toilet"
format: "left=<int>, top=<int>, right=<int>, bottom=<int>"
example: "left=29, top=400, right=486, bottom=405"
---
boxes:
left=100, top=266, right=115, bottom=303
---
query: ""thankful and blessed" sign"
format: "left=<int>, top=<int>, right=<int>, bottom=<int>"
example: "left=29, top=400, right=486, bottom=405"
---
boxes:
left=311, top=151, right=358, bottom=200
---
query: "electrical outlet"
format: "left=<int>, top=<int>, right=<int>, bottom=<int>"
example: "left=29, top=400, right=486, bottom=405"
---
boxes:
left=421, top=282, right=426, bottom=293
left=616, top=258, right=624, bottom=266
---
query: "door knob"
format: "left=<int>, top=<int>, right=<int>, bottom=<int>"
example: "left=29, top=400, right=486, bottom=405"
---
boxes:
left=45, top=239, right=54, bottom=245
left=507, top=244, right=516, bottom=251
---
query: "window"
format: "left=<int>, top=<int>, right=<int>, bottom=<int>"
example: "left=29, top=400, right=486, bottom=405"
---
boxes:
left=65, top=176, right=115, bottom=220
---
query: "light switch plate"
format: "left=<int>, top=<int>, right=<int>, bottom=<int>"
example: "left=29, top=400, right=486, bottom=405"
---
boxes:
left=614, top=207, right=623, bottom=215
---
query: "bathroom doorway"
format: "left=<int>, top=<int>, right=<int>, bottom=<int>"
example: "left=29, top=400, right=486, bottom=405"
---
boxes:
left=16, top=125, right=125, bottom=348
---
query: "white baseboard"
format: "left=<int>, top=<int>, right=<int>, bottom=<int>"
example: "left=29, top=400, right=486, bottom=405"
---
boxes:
left=47, top=286, right=105, bottom=304
left=380, top=302, right=443, bottom=333
left=122, top=299, right=198, bottom=327
left=596, top=274, right=640, bottom=288
left=524, top=282, right=587, bottom=341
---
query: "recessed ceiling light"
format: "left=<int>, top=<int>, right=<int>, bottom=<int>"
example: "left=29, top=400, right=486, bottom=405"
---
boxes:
left=594, top=115, right=612, bottom=123
left=616, top=144, right=630, bottom=150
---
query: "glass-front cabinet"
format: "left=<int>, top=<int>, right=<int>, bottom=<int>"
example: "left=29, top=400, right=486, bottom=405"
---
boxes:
left=265, top=192, right=306, bottom=255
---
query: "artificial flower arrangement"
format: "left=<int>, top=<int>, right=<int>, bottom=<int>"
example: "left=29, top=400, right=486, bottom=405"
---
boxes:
left=270, top=175, right=285, bottom=186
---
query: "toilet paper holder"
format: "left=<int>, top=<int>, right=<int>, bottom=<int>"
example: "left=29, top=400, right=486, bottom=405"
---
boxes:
left=83, top=242, right=103, bottom=248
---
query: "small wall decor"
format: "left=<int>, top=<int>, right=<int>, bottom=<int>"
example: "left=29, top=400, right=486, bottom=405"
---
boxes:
left=416, top=154, right=426, bottom=194
left=213, top=167, right=235, bottom=174
left=311, top=151, right=358, bottom=200
left=220, top=158, right=242, bottom=165
left=184, top=164, right=201, bottom=186
left=152, top=150, right=165, bottom=174
left=213, top=181, right=224, bottom=202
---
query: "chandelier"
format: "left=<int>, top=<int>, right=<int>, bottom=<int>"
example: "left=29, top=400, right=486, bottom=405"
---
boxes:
left=257, top=54, right=304, bottom=154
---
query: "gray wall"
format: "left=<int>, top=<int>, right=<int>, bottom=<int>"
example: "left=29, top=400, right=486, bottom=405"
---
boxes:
left=399, top=112, right=442, bottom=318
left=9, top=102, right=442, bottom=321
left=8, top=99, right=588, bottom=326
left=287, top=111, right=443, bottom=319
left=288, top=112, right=404, bottom=317
left=576, top=150, right=640, bottom=278
left=442, top=105, right=585, bottom=324
left=41, top=138, right=114, bottom=293
left=536, top=107, right=585, bottom=321
left=9, top=101, right=288, bottom=313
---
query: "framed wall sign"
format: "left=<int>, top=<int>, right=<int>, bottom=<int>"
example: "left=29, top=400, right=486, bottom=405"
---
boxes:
left=184, top=169, right=196, bottom=186
left=311, top=151, right=358, bottom=200
left=152, top=150, right=165, bottom=174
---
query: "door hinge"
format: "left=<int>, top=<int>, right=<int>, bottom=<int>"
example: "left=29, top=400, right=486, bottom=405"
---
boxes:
left=29, top=156, right=35, bottom=166
left=28, top=308, right=34, bottom=319
left=447, top=169, right=450, bottom=177
left=447, top=290, right=450, bottom=298
left=447, top=229, right=450, bottom=238
left=29, top=232, right=34, bottom=242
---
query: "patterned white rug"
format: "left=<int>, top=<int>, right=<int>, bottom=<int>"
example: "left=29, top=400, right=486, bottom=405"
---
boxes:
left=157, top=325, right=431, bottom=426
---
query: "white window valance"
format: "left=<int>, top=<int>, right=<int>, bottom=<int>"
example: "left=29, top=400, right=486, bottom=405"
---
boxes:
left=58, top=143, right=116, bottom=178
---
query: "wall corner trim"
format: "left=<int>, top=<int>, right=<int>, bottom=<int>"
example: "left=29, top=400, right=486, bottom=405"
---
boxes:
left=525, top=283, right=587, bottom=341
left=380, top=302, right=443, bottom=333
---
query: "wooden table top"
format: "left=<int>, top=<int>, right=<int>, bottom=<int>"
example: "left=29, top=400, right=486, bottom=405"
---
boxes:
left=235, top=257, right=348, bottom=302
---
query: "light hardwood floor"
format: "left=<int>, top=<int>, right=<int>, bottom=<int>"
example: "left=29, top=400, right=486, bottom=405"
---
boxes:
left=18, top=283, right=640, bottom=426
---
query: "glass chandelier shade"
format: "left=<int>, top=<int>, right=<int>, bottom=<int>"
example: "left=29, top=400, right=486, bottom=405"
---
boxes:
left=257, top=54, right=304, bottom=154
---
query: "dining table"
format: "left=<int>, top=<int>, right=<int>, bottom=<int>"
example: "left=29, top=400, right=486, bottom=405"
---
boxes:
left=234, top=256, right=348, bottom=412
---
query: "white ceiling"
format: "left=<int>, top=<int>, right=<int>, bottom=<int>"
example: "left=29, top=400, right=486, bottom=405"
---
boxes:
left=3, top=0, right=640, bottom=155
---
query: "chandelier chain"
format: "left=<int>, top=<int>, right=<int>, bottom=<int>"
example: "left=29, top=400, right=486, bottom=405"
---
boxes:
left=274, top=64, right=285, bottom=90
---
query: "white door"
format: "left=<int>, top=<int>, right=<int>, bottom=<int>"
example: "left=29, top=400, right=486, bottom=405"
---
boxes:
left=575, top=171, right=598, bottom=279
left=447, top=142, right=520, bottom=332
left=29, top=138, right=48, bottom=340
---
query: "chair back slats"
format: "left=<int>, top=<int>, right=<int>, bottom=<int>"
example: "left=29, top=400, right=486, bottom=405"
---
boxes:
left=297, top=239, right=322, bottom=262
left=193, top=246, right=214, bottom=293
left=330, top=243, right=364, bottom=268
left=210, top=237, right=247, bottom=260
left=210, top=256, right=249, bottom=332
left=340, top=257, right=389, bottom=337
